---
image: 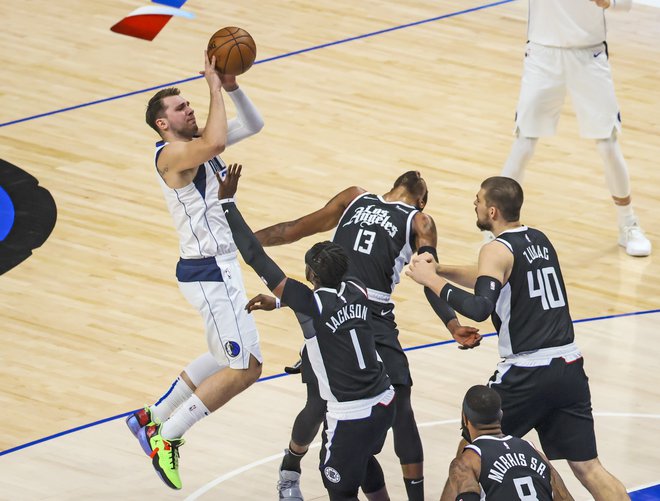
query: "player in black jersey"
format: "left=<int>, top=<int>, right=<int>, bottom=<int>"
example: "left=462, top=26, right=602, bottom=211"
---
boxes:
left=439, top=385, right=573, bottom=501
left=218, top=165, right=395, bottom=500
left=251, top=171, right=481, bottom=501
left=407, top=176, right=629, bottom=501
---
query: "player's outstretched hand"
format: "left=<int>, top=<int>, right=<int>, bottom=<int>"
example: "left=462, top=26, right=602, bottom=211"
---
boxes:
left=447, top=319, right=482, bottom=349
left=406, top=256, right=438, bottom=288
left=201, top=50, right=222, bottom=91
left=453, top=326, right=483, bottom=350
left=245, top=293, right=277, bottom=313
left=217, top=163, right=242, bottom=199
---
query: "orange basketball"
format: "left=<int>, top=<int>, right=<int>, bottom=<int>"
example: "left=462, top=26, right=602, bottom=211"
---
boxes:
left=207, top=27, right=256, bottom=76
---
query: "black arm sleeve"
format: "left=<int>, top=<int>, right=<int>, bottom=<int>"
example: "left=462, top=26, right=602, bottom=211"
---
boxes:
left=416, top=246, right=458, bottom=326
left=424, top=287, right=458, bottom=326
left=440, top=275, right=502, bottom=322
left=221, top=200, right=286, bottom=290
left=282, top=278, right=319, bottom=318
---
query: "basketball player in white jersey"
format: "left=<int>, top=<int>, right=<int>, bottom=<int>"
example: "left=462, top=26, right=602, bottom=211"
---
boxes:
left=124, top=52, right=265, bottom=490
left=500, top=0, right=651, bottom=257
left=407, top=177, right=629, bottom=500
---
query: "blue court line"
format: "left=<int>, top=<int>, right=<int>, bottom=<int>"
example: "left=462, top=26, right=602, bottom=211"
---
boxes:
left=0, top=0, right=514, bottom=129
left=1, top=306, right=658, bottom=458
left=630, top=484, right=660, bottom=500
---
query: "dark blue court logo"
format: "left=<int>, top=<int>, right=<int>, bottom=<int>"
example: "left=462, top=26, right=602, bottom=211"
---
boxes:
left=224, top=341, right=241, bottom=358
left=0, top=159, right=57, bottom=275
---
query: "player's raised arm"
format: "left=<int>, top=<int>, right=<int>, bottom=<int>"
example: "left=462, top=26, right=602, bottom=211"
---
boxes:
left=254, top=186, right=366, bottom=246
left=156, top=52, right=229, bottom=176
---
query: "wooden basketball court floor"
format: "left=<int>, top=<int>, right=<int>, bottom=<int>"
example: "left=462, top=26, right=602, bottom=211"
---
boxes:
left=1, top=0, right=659, bottom=499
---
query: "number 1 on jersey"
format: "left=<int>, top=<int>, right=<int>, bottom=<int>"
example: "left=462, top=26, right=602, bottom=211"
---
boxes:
left=353, top=229, right=376, bottom=255
left=349, top=329, right=366, bottom=369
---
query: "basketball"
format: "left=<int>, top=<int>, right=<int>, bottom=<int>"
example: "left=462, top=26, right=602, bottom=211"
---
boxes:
left=207, top=27, right=256, bottom=76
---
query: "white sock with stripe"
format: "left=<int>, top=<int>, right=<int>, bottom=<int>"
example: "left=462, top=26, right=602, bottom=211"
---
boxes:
left=149, top=376, right=193, bottom=423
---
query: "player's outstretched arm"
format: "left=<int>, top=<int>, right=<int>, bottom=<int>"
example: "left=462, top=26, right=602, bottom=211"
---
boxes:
left=412, top=213, right=481, bottom=348
left=254, top=186, right=366, bottom=246
left=217, top=164, right=287, bottom=298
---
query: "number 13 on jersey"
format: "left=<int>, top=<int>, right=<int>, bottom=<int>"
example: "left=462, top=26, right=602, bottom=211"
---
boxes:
left=353, top=229, right=376, bottom=255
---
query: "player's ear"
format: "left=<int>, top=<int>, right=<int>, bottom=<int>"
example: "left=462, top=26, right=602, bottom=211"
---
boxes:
left=156, top=117, right=168, bottom=132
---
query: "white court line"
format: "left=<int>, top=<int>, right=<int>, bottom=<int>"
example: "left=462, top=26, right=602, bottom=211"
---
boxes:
left=635, top=0, right=660, bottom=7
left=185, top=412, right=660, bottom=499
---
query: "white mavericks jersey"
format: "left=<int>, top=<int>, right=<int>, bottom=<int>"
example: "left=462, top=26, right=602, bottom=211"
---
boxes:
left=155, top=142, right=236, bottom=259
left=528, top=0, right=631, bottom=48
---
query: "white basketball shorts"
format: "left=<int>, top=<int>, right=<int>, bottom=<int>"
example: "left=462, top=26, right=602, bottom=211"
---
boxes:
left=176, top=253, right=262, bottom=370
left=514, top=42, right=621, bottom=139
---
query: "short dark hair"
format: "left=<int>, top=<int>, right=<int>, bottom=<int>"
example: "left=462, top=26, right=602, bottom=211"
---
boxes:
left=481, top=176, right=524, bottom=222
left=462, top=385, right=503, bottom=426
left=393, top=171, right=428, bottom=208
left=305, top=241, right=349, bottom=288
left=145, top=87, right=180, bottom=134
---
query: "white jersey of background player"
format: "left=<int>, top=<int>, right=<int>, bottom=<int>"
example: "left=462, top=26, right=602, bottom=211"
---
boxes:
left=500, top=0, right=651, bottom=257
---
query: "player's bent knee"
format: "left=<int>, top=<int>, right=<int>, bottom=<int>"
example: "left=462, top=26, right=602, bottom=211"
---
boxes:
left=567, top=457, right=602, bottom=479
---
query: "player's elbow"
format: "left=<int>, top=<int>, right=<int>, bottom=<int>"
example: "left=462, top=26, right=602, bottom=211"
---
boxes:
left=210, top=139, right=227, bottom=156
left=460, top=297, right=493, bottom=322
left=250, top=115, right=265, bottom=134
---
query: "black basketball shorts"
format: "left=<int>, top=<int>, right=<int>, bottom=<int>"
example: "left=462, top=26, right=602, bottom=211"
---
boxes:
left=488, top=356, right=597, bottom=462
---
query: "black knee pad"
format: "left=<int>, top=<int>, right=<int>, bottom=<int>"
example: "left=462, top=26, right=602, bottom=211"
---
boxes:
left=392, top=384, right=424, bottom=464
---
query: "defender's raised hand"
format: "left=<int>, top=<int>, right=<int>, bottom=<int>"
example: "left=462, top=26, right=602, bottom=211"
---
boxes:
left=217, top=163, right=242, bottom=199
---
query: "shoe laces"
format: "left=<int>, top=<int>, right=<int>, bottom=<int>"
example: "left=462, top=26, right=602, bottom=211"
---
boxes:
left=622, top=222, right=646, bottom=241
left=163, top=438, right=184, bottom=470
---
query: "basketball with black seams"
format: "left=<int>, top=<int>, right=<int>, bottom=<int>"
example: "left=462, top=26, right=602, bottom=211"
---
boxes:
left=207, top=27, right=256, bottom=76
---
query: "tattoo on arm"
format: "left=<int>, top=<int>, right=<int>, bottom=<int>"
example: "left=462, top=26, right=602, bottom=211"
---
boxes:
left=256, top=220, right=300, bottom=246
left=448, top=455, right=480, bottom=495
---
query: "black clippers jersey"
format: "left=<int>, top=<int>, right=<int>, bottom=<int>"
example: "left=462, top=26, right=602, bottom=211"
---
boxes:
left=333, top=193, right=418, bottom=296
left=493, top=227, right=574, bottom=357
left=466, top=435, right=553, bottom=501
left=283, top=278, right=390, bottom=403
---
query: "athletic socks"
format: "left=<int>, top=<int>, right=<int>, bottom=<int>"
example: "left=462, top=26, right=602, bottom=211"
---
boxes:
left=403, top=476, right=424, bottom=501
left=160, top=394, right=210, bottom=440
left=149, top=376, right=194, bottom=423
left=616, top=203, right=636, bottom=228
left=281, top=447, right=307, bottom=474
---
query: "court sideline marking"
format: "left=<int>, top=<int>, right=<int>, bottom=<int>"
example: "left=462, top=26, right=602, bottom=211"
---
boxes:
left=0, top=0, right=515, bottom=128
left=1, top=308, right=658, bottom=458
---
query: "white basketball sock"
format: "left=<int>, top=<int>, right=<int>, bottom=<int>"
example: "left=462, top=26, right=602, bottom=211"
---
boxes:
left=501, top=135, right=538, bottom=183
left=161, top=394, right=210, bottom=439
left=149, top=376, right=194, bottom=423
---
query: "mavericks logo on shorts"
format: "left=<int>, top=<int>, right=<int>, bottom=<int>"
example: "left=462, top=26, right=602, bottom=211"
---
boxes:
left=224, top=341, right=241, bottom=358
left=324, top=466, right=341, bottom=483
